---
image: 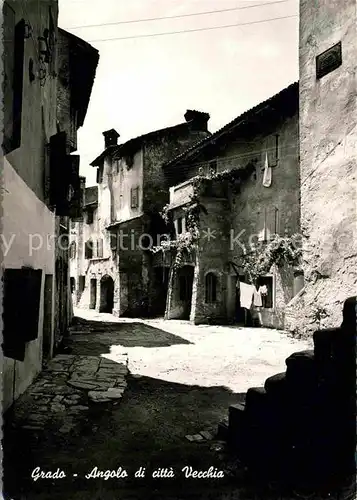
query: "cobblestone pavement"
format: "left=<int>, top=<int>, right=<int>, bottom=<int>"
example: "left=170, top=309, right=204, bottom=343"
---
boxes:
left=9, top=352, right=128, bottom=436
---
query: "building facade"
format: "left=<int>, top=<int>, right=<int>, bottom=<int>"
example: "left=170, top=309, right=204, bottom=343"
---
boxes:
left=70, top=112, right=211, bottom=317
left=285, top=0, right=357, bottom=335
left=2, top=0, right=98, bottom=411
left=161, top=84, right=301, bottom=328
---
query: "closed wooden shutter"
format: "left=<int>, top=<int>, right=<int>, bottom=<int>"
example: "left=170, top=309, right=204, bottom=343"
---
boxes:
left=263, top=134, right=279, bottom=167
left=13, top=18, right=25, bottom=150
left=68, top=156, right=83, bottom=220
left=266, top=206, right=280, bottom=238
left=49, top=132, right=69, bottom=212
left=3, top=268, right=43, bottom=360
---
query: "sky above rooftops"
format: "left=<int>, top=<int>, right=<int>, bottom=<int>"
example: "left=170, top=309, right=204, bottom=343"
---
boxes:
left=59, top=0, right=299, bottom=186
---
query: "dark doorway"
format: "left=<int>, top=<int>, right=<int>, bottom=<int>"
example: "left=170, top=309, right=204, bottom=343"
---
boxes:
left=42, top=274, right=53, bottom=365
left=100, top=275, right=114, bottom=313
left=90, top=278, right=97, bottom=309
left=177, top=265, right=194, bottom=320
left=152, top=267, right=169, bottom=316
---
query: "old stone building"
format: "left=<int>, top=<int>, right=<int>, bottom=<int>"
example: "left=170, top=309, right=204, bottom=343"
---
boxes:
left=70, top=112, right=211, bottom=316
left=2, top=0, right=98, bottom=411
left=160, top=83, right=301, bottom=328
left=285, top=0, right=357, bottom=335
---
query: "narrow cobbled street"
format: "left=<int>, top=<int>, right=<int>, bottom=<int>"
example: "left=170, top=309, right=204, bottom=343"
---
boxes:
left=5, top=311, right=340, bottom=500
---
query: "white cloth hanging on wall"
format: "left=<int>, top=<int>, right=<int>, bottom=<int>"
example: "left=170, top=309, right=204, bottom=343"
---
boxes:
left=239, top=282, right=254, bottom=309
left=262, top=151, right=272, bottom=188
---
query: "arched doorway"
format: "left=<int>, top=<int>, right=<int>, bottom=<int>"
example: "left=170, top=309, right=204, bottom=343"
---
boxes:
left=99, top=275, right=114, bottom=313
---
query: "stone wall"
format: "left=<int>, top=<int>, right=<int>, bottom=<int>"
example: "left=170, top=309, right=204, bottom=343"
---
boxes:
left=290, top=0, right=357, bottom=336
left=2, top=158, right=56, bottom=411
left=166, top=103, right=300, bottom=327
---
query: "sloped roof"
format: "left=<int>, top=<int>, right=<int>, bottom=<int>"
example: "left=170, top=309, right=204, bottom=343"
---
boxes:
left=90, top=119, right=212, bottom=166
left=163, top=82, right=298, bottom=169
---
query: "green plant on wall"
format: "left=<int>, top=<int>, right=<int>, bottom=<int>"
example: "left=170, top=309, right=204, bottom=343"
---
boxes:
left=152, top=201, right=201, bottom=269
left=153, top=162, right=257, bottom=269
left=241, top=234, right=303, bottom=281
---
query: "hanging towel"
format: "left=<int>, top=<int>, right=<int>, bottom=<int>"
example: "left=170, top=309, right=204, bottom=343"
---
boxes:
left=262, top=151, right=272, bottom=188
left=253, top=287, right=263, bottom=307
left=239, top=282, right=254, bottom=309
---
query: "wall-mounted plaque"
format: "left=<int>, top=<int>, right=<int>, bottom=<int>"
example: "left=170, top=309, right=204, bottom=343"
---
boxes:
left=316, top=42, right=342, bottom=79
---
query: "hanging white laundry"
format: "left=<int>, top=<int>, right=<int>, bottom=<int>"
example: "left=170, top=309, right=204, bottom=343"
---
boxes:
left=239, top=282, right=254, bottom=309
left=253, top=287, right=263, bottom=307
left=262, top=151, right=272, bottom=188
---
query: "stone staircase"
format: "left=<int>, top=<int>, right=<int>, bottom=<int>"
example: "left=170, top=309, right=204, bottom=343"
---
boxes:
left=226, top=296, right=356, bottom=490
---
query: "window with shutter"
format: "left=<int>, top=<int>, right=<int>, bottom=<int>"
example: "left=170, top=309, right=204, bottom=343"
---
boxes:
left=266, top=206, right=280, bottom=239
left=79, top=275, right=85, bottom=293
left=85, top=240, right=93, bottom=259
left=3, top=7, right=25, bottom=153
left=263, top=134, right=279, bottom=168
left=257, top=276, right=274, bottom=309
left=97, top=238, right=103, bottom=258
left=3, top=268, right=42, bottom=360
left=130, top=186, right=139, bottom=208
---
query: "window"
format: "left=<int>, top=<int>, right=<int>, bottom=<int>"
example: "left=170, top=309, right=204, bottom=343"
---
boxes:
left=263, top=134, right=279, bottom=168
left=79, top=275, right=85, bottom=293
left=86, top=209, right=94, bottom=225
left=209, top=159, right=217, bottom=174
left=3, top=5, right=25, bottom=154
left=85, top=240, right=93, bottom=259
left=97, top=238, right=103, bottom=258
left=69, top=241, right=76, bottom=259
left=257, top=276, right=273, bottom=309
left=131, top=186, right=139, bottom=209
left=257, top=206, right=280, bottom=241
left=71, top=220, right=76, bottom=229
left=177, top=217, right=183, bottom=235
left=70, top=277, right=76, bottom=293
left=205, top=272, right=217, bottom=303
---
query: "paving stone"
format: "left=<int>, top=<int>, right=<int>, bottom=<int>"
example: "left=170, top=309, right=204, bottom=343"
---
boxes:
left=68, top=405, right=89, bottom=412
left=53, top=395, right=64, bottom=403
left=200, top=430, right=214, bottom=440
left=88, top=391, right=112, bottom=403
left=32, top=396, right=53, bottom=404
left=67, top=380, right=99, bottom=390
left=106, top=388, right=125, bottom=399
left=22, top=425, right=44, bottom=431
left=53, top=355, right=76, bottom=363
left=50, top=403, right=66, bottom=413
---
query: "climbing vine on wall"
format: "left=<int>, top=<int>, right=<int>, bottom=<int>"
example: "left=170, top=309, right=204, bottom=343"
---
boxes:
left=241, top=234, right=303, bottom=281
left=152, top=201, right=201, bottom=269
left=152, top=162, right=257, bottom=269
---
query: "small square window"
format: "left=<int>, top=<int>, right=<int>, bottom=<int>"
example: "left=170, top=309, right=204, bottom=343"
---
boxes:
left=257, top=276, right=273, bottom=309
left=177, top=217, right=183, bottom=235
left=131, top=187, right=139, bottom=209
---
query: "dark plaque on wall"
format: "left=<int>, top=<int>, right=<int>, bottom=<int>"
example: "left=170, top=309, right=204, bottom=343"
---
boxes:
left=316, top=42, right=342, bottom=79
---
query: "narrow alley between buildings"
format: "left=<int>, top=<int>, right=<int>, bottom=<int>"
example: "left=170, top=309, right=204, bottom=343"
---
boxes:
left=5, top=311, right=342, bottom=500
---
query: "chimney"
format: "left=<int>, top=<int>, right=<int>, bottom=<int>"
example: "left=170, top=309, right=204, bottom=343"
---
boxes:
left=103, top=129, right=119, bottom=149
left=184, top=110, right=210, bottom=132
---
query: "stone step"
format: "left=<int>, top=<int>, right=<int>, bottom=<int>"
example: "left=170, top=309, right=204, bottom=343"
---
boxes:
left=341, top=296, right=356, bottom=330
left=217, top=420, right=229, bottom=442
left=228, top=402, right=246, bottom=454
left=243, top=388, right=290, bottom=479
left=264, top=372, right=287, bottom=399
